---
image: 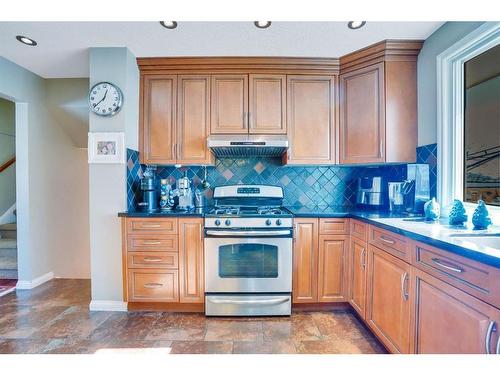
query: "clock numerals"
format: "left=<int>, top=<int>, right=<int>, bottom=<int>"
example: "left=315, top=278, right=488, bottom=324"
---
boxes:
left=89, top=82, right=122, bottom=116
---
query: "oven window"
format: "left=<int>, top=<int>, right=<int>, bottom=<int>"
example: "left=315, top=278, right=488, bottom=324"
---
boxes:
left=218, top=244, right=278, bottom=278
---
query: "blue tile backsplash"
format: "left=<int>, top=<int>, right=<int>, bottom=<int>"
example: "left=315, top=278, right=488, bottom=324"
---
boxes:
left=416, top=143, right=437, bottom=199
left=126, top=148, right=432, bottom=211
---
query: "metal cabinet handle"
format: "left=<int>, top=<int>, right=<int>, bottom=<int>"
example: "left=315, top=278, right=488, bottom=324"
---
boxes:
left=431, top=258, right=463, bottom=273
left=400, top=272, right=409, bottom=301
left=243, top=112, right=248, bottom=129
left=485, top=321, right=496, bottom=354
left=142, top=241, right=161, bottom=245
left=171, top=143, right=175, bottom=158
left=143, top=257, right=163, bottom=262
left=207, top=296, right=290, bottom=306
left=380, top=236, right=396, bottom=245
left=496, top=332, right=500, bottom=354
left=360, top=248, right=366, bottom=269
left=141, top=224, right=161, bottom=228
left=144, top=282, right=163, bottom=289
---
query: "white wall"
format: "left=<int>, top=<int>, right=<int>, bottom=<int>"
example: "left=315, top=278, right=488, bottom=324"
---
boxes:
left=0, top=57, right=90, bottom=281
left=89, top=48, right=139, bottom=304
left=417, top=21, right=484, bottom=146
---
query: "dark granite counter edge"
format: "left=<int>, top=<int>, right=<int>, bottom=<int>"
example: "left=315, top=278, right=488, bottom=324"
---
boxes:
left=117, top=209, right=500, bottom=268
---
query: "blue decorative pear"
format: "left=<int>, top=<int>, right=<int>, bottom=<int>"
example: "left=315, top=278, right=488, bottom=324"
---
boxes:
left=424, top=198, right=440, bottom=221
left=448, top=199, right=468, bottom=226
left=472, top=200, right=492, bottom=230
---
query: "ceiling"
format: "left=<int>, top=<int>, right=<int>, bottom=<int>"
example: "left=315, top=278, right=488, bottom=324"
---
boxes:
left=0, top=21, right=444, bottom=78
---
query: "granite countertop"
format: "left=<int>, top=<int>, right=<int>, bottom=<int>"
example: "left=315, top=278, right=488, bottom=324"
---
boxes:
left=118, top=205, right=500, bottom=268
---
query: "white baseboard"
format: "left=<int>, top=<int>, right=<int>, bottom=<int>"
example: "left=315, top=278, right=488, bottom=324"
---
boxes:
left=89, top=300, right=128, bottom=312
left=0, top=203, right=16, bottom=226
left=16, top=271, right=54, bottom=290
left=0, top=286, right=16, bottom=297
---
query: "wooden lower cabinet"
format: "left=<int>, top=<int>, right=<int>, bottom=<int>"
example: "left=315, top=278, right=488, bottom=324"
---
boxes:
left=179, top=218, right=204, bottom=303
left=412, top=268, right=500, bottom=354
left=348, top=236, right=368, bottom=319
left=318, top=235, right=348, bottom=302
left=128, top=269, right=179, bottom=302
left=365, top=244, right=413, bottom=353
left=293, top=219, right=319, bottom=303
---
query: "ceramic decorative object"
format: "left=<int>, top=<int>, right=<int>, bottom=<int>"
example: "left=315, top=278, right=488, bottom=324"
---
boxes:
left=472, top=200, right=492, bottom=230
left=424, top=198, right=440, bottom=221
left=448, top=199, right=468, bottom=226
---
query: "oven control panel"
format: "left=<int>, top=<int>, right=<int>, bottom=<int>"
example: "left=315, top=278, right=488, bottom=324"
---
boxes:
left=205, top=217, right=293, bottom=229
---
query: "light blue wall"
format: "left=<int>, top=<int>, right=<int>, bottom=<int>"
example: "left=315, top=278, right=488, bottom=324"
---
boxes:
left=89, top=48, right=139, bottom=304
left=417, top=21, right=484, bottom=146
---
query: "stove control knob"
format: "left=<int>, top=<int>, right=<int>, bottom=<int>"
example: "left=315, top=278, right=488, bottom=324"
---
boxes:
left=225, top=219, right=231, bottom=226
left=276, top=219, right=282, bottom=226
left=265, top=219, right=272, bottom=226
left=214, top=219, right=221, bottom=226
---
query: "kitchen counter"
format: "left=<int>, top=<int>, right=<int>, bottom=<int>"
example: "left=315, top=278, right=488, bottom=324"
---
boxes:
left=118, top=207, right=212, bottom=218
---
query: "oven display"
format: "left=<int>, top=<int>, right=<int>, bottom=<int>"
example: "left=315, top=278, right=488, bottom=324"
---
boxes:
left=218, top=243, right=278, bottom=278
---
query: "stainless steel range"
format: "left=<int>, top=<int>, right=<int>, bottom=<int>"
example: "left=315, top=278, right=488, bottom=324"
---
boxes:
left=204, top=185, right=293, bottom=316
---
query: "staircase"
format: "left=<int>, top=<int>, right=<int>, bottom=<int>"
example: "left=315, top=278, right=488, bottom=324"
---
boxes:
left=0, top=223, right=17, bottom=279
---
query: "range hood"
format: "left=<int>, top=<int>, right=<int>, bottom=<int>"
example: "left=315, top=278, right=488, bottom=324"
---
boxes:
left=207, top=135, right=289, bottom=158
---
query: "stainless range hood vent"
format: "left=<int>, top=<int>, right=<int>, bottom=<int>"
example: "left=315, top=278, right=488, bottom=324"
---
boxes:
left=208, top=135, right=289, bottom=158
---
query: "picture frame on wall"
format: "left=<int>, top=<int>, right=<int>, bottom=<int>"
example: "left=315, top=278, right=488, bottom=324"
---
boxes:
left=88, top=132, right=125, bottom=164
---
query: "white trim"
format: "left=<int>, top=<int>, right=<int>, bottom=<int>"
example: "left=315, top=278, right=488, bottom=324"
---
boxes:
left=0, top=286, right=16, bottom=297
left=89, top=300, right=128, bottom=312
left=0, top=203, right=16, bottom=226
left=16, top=271, right=54, bottom=290
left=437, top=22, right=500, bottom=217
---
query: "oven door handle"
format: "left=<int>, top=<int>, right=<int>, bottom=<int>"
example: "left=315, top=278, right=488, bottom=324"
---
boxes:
left=205, top=229, right=292, bottom=237
left=206, top=296, right=290, bottom=306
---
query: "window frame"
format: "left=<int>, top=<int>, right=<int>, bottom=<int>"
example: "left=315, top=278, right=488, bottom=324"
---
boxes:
left=437, top=22, right=500, bottom=221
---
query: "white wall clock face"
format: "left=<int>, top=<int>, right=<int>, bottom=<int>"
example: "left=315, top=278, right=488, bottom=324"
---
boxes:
left=88, top=82, right=123, bottom=117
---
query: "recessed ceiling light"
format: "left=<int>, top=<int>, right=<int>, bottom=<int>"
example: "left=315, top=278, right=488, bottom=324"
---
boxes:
left=347, top=21, right=366, bottom=30
left=159, top=21, right=178, bottom=29
left=254, top=21, right=272, bottom=29
left=16, top=35, right=37, bottom=46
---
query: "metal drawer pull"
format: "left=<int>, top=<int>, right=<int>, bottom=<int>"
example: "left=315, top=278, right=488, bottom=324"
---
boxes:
left=141, top=224, right=161, bottom=228
left=485, top=321, right=496, bottom=354
left=143, top=257, right=163, bottom=262
left=208, top=296, right=290, bottom=306
left=496, top=331, right=500, bottom=354
left=431, top=258, right=463, bottom=273
left=142, top=241, right=162, bottom=245
left=400, top=272, right=409, bottom=301
left=360, top=248, right=366, bottom=269
left=144, top=282, right=163, bottom=289
left=380, top=236, right=396, bottom=245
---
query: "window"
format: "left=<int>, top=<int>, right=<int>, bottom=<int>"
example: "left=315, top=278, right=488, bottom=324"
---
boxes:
left=437, top=23, right=500, bottom=219
left=463, top=44, right=500, bottom=207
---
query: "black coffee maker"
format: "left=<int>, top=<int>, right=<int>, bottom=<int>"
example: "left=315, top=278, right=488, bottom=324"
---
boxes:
left=137, top=174, right=158, bottom=212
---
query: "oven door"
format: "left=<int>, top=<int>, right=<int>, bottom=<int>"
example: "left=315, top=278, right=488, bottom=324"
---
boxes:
left=204, top=230, right=292, bottom=293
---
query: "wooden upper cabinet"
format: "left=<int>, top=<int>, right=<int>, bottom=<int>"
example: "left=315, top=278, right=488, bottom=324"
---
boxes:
left=293, top=218, right=319, bottom=303
left=339, top=63, right=385, bottom=164
left=318, top=235, right=348, bottom=302
left=366, top=244, right=413, bottom=353
left=177, top=75, right=212, bottom=164
left=140, top=75, right=177, bottom=164
left=412, top=268, right=500, bottom=354
left=210, top=75, right=248, bottom=134
left=178, top=218, right=204, bottom=303
left=248, top=74, right=286, bottom=134
left=349, top=236, right=368, bottom=319
left=286, top=75, right=336, bottom=164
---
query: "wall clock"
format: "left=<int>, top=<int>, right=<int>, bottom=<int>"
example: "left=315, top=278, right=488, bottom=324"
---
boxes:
left=88, top=82, right=123, bottom=117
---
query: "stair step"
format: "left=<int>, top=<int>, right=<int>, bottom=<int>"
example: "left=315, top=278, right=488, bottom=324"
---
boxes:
left=0, top=238, right=16, bottom=249
left=0, top=269, right=18, bottom=279
left=0, top=223, right=16, bottom=231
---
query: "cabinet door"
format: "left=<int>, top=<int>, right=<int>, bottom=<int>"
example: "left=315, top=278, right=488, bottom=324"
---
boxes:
left=179, top=218, right=204, bottom=303
left=349, top=237, right=368, bottom=319
left=286, top=75, right=336, bottom=164
left=318, top=235, right=348, bottom=302
left=177, top=75, right=213, bottom=165
left=366, top=245, right=413, bottom=353
left=339, top=63, right=385, bottom=164
left=140, top=75, right=177, bottom=164
left=210, top=75, right=248, bottom=134
left=413, top=268, right=500, bottom=354
left=293, top=219, right=319, bottom=303
left=249, top=74, right=286, bottom=134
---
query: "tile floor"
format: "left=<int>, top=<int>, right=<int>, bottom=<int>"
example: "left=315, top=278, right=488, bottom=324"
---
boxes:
left=0, top=279, right=386, bottom=354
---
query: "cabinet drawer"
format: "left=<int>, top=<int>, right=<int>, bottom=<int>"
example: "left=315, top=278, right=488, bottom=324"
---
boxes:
left=319, top=218, right=348, bottom=235
left=128, top=269, right=179, bottom=302
left=369, top=226, right=410, bottom=262
left=127, top=218, right=177, bottom=234
left=413, top=241, right=500, bottom=308
left=350, top=219, right=368, bottom=241
left=127, top=252, right=179, bottom=269
left=127, top=235, right=178, bottom=252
